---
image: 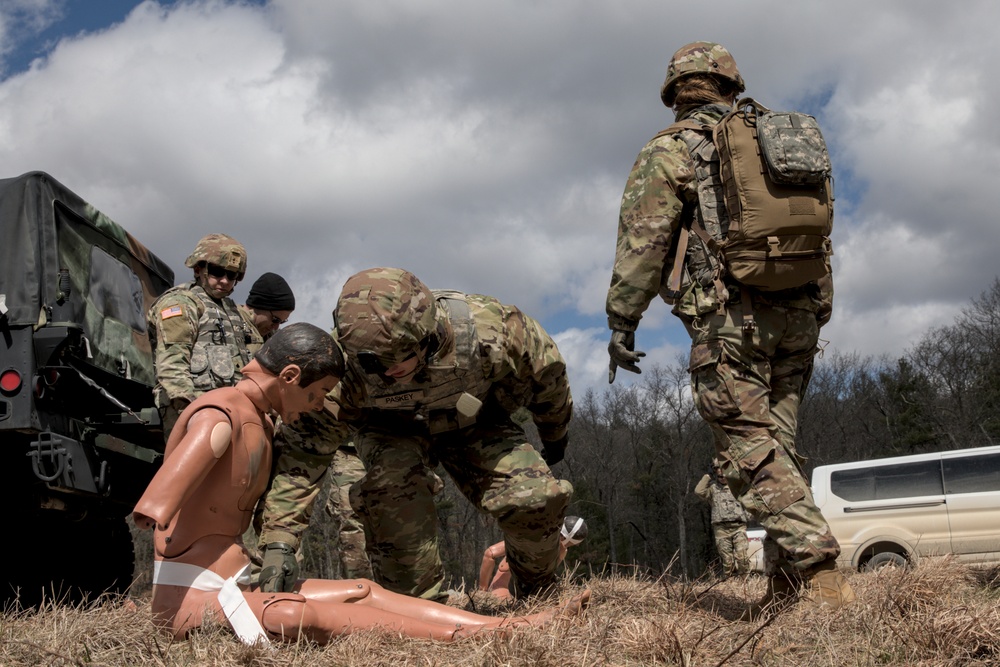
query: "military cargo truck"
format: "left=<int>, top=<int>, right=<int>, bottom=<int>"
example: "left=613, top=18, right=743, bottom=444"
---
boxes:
left=0, top=171, right=173, bottom=606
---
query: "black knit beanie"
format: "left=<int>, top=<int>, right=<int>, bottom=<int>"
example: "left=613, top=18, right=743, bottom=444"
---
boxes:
left=246, top=272, right=295, bottom=311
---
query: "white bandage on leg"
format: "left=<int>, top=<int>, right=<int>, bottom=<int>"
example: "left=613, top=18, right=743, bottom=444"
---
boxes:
left=153, top=561, right=269, bottom=645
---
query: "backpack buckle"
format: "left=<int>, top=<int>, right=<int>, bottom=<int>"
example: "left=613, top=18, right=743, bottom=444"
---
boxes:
left=767, top=236, right=781, bottom=257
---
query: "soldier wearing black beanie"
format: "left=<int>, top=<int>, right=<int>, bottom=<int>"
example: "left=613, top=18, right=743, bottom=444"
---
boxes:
left=240, top=273, right=296, bottom=352
left=247, top=272, right=296, bottom=311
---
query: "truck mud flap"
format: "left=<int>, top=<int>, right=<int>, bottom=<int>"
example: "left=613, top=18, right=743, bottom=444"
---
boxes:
left=26, top=431, right=107, bottom=495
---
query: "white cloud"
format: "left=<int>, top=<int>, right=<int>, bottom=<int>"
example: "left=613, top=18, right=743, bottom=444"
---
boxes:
left=0, top=0, right=63, bottom=70
left=0, top=0, right=998, bottom=388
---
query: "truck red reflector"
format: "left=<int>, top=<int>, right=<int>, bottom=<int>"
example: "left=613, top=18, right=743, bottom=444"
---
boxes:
left=0, top=369, right=22, bottom=394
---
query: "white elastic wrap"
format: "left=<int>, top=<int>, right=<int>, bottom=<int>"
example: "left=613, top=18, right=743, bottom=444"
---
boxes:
left=153, top=561, right=270, bottom=645
left=560, top=517, right=585, bottom=545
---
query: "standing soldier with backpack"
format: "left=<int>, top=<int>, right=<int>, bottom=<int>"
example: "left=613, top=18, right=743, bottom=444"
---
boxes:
left=605, top=41, right=854, bottom=616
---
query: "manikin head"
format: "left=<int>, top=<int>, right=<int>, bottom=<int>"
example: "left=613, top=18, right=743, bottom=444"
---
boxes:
left=560, top=515, right=588, bottom=547
left=254, top=322, right=343, bottom=423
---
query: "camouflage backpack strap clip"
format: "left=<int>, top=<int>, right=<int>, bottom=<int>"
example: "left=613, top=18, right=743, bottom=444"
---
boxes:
left=686, top=219, right=730, bottom=310
left=731, top=97, right=770, bottom=121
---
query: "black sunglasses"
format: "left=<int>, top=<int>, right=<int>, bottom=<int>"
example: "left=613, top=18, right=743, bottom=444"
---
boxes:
left=357, top=350, right=417, bottom=375
left=269, top=313, right=288, bottom=326
left=205, top=264, right=240, bottom=281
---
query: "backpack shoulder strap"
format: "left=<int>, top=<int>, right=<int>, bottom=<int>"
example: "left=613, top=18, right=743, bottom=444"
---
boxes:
left=652, top=118, right=711, bottom=141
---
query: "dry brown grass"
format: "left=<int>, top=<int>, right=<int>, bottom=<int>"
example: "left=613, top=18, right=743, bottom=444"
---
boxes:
left=4, top=558, right=1000, bottom=666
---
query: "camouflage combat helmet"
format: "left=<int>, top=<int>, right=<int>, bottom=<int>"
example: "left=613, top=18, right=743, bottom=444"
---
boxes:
left=184, top=233, right=247, bottom=280
left=660, top=41, right=745, bottom=107
left=335, top=267, right=438, bottom=370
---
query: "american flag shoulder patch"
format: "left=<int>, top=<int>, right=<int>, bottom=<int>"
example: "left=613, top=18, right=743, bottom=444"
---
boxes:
left=160, top=305, right=183, bottom=320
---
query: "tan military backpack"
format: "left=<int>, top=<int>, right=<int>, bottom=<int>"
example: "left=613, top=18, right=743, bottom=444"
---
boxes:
left=662, top=98, right=834, bottom=298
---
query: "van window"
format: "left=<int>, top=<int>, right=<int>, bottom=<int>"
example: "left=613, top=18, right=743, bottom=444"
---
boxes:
left=830, top=460, right=943, bottom=501
left=943, top=453, right=1000, bottom=494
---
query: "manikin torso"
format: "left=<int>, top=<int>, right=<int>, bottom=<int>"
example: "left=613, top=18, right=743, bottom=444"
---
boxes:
left=135, top=385, right=273, bottom=636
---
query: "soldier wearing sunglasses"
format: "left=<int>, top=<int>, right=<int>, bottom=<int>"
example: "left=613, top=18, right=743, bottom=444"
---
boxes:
left=147, top=233, right=257, bottom=439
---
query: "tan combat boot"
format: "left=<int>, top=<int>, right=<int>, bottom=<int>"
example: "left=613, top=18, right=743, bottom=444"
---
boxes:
left=739, top=570, right=798, bottom=621
left=799, top=559, right=856, bottom=610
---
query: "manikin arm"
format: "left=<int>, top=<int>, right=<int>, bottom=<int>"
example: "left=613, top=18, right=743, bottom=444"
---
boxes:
left=133, top=407, right=233, bottom=530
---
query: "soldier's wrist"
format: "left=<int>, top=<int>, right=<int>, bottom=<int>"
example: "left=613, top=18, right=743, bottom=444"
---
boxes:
left=258, top=530, right=300, bottom=551
left=607, top=313, right=639, bottom=332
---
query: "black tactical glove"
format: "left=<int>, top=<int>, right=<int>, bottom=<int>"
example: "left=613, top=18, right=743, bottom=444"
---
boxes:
left=608, top=329, right=645, bottom=383
left=541, top=434, right=568, bottom=466
left=258, top=542, right=298, bottom=593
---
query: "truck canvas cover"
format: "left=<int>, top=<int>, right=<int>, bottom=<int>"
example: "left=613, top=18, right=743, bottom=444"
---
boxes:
left=0, top=171, right=173, bottom=386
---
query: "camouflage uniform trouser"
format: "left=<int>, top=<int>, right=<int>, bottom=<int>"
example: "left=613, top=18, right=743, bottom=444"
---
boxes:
left=350, top=420, right=572, bottom=601
left=158, top=403, right=184, bottom=443
left=712, top=520, right=749, bottom=577
left=684, top=296, right=840, bottom=576
left=323, top=444, right=373, bottom=579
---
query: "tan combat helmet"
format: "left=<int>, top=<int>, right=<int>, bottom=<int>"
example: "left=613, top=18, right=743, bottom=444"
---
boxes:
left=184, top=233, right=247, bottom=280
left=660, top=41, right=745, bottom=108
left=335, top=267, right=439, bottom=373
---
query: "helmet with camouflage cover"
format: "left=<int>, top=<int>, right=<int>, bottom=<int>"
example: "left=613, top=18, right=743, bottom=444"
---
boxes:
left=660, top=41, right=745, bottom=108
left=184, top=233, right=247, bottom=280
left=335, top=267, right=439, bottom=369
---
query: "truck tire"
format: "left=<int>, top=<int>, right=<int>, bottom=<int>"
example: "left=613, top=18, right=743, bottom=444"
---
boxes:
left=4, top=512, right=135, bottom=607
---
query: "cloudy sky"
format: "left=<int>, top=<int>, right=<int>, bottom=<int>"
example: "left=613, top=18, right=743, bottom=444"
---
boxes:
left=2, top=0, right=998, bottom=399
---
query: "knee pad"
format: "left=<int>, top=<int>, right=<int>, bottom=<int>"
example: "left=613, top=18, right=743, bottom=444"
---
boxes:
left=484, top=475, right=571, bottom=518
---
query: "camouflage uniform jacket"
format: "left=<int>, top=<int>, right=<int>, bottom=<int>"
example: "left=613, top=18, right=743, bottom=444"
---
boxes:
left=237, top=304, right=266, bottom=358
left=147, top=281, right=254, bottom=407
left=695, top=474, right=748, bottom=524
left=605, top=103, right=833, bottom=331
left=257, top=291, right=573, bottom=548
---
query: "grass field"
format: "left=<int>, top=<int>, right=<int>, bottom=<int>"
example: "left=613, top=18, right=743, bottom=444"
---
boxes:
left=3, top=558, right=1000, bottom=666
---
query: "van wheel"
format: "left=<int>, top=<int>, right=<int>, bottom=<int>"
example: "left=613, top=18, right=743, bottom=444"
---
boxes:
left=865, top=552, right=907, bottom=571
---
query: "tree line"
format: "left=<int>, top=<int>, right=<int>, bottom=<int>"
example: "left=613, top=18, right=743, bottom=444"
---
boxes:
left=298, top=279, right=1000, bottom=589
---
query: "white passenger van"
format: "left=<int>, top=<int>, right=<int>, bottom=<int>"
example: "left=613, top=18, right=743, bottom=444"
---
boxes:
left=811, top=445, right=1000, bottom=571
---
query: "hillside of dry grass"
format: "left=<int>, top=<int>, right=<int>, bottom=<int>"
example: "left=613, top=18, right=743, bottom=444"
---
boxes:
left=3, top=558, right=1000, bottom=666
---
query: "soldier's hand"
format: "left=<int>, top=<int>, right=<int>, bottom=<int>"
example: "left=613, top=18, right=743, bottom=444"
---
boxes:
left=608, top=329, right=645, bottom=383
left=540, top=434, right=568, bottom=467
left=258, top=542, right=298, bottom=592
